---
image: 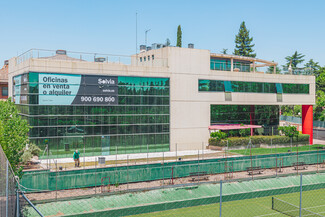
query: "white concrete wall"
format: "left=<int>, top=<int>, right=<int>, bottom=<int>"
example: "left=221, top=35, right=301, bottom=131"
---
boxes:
left=8, top=47, right=316, bottom=152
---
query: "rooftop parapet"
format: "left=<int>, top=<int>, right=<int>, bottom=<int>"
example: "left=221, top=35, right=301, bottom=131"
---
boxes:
left=13, top=48, right=314, bottom=76
left=14, top=49, right=168, bottom=68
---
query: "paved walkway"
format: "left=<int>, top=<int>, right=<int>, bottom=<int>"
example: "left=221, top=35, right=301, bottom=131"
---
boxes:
left=39, top=149, right=221, bottom=164
left=314, top=139, right=325, bottom=145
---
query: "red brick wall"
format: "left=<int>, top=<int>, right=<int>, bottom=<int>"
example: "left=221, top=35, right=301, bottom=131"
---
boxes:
left=0, top=83, right=8, bottom=100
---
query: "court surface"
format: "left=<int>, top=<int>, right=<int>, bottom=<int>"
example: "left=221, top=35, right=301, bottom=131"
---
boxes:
left=133, top=188, right=325, bottom=217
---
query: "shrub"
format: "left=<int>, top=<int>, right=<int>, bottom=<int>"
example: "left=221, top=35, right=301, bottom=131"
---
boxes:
left=239, top=128, right=250, bottom=137
left=278, top=126, right=299, bottom=138
left=208, top=138, right=219, bottom=146
left=228, top=130, right=239, bottom=137
left=21, top=143, right=41, bottom=164
left=209, top=134, right=310, bottom=147
left=210, top=131, right=227, bottom=140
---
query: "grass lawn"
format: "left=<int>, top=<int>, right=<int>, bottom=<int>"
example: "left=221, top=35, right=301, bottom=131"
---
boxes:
left=133, top=188, right=325, bottom=217
left=229, top=144, right=325, bottom=156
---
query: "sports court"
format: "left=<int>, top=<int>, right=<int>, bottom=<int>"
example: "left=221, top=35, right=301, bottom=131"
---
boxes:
left=134, top=188, right=325, bottom=217
left=22, top=173, right=325, bottom=217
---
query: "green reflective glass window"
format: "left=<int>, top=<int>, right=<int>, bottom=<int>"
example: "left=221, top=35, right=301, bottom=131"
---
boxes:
left=210, top=58, right=231, bottom=71
left=199, top=79, right=307, bottom=94
left=282, top=83, right=309, bottom=94
left=198, top=80, right=224, bottom=92
left=29, top=72, right=39, bottom=83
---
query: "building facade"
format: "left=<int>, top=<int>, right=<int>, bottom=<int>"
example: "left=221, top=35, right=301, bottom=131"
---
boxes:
left=0, top=60, right=9, bottom=100
left=8, top=47, right=315, bottom=159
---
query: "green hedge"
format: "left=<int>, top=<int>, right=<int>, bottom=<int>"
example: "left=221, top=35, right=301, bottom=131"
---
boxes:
left=209, top=134, right=310, bottom=147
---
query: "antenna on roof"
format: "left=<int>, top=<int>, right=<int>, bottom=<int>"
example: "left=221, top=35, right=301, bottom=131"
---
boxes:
left=145, top=29, right=151, bottom=46
left=136, top=12, right=138, bottom=66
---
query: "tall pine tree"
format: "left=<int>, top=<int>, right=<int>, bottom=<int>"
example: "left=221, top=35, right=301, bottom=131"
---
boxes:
left=176, top=25, right=182, bottom=47
left=234, top=21, right=256, bottom=57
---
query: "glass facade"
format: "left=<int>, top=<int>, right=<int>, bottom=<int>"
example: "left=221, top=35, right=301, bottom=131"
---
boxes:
left=211, top=105, right=280, bottom=135
left=199, top=80, right=309, bottom=94
left=282, top=83, right=310, bottom=94
left=14, top=72, right=170, bottom=159
left=210, top=58, right=250, bottom=72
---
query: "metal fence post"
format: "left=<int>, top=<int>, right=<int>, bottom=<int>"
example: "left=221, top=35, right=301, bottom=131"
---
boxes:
left=83, top=141, right=85, bottom=169
left=276, top=156, right=278, bottom=177
left=21, top=192, right=44, bottom=217
left=176, top=143, right=178, bottom=162
left=47, top=144, right=49, bottom=170
left=127, top=155, right=129, bottom=191
left=163, top=151, right=165, bottom=187
left=55, top=160, right=58, bottom=201
left=249, top=139, right=253, bottom=181
left=299, top=173, right=302, bottom=217
left=220, top=180, right=222, bottom=217
left=95, top=158, right=97, bottom=194
left=115, top=146, right=117, bottom=189
left=202, top=142, right=204, bottom=160
left=6, top=160, right=9, bottom=217
left=197, top=150, right=200, bottom=185
left=317, top=146, right=319, bottom=173
left=296, top=143, right=298, bottom=175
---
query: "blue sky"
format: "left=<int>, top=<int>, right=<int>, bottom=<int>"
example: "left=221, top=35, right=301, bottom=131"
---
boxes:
left=1, top=0, right=324, bottom=67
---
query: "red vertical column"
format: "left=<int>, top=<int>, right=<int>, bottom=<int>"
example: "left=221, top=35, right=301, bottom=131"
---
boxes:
left=250, top=105, right=255, bottom=136
left=302, top=105, right=313, bottom=144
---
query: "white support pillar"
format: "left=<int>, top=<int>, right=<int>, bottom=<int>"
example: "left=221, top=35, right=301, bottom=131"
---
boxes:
left=253, top=61, right=256, bottom=73
left=273, top=64, right=276, bottom=74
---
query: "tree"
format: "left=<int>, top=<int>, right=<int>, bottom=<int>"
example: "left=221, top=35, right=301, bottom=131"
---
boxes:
left=285, top=51, right=305, bottom=68
left=176, top=25, right=182, bottom=47
left=314, top=90, right=325, bottom=121
left=266, top=61, right=281, bottom=74
left=266, top=65, right=281, bottom=74
left=165, top=38, right=171, bottom=47
left=234, top=21, right=256, bottom=57
left=221, top=48, right=228, bottom=54
left=316, top=70, right=325, bottom=92
left=0, top=98, right=29, bottom=175
left=305, top=59, right=320, bottom=76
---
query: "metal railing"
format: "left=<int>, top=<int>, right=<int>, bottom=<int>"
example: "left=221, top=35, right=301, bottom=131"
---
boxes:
left=282, top=67, right=314, bottom=76
left=281, top=115, right=325, bottom=129
left=15, top=49, right=168, bottom=68
left=0, top=144, right=43, bottom=217
left=210, top=61, right=250, bottom=72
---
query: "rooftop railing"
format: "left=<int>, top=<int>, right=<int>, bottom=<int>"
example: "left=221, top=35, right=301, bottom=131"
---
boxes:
left=281, top=67, right=314, bottom=76
left=211, top=61, right=314, bottom=76
left=15, top=49, right=168, bottom=68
